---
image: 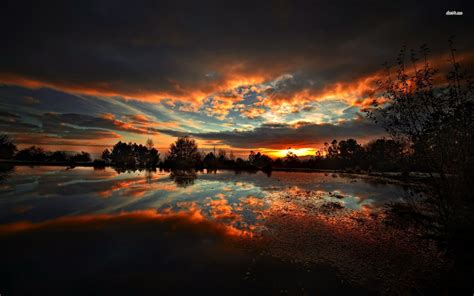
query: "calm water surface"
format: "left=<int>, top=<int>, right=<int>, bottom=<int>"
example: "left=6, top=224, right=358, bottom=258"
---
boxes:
left=0, top=166, right=408, bottom=227
left=0, top=166, right=439, bottom=295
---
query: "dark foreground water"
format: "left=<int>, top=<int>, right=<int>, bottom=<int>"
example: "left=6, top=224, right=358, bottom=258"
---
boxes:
left=0, top=166, right=445, bottom=295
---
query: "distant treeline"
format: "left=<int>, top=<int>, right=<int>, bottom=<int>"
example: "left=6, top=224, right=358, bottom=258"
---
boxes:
left=1, top=134, right=418, bottom=172
left=98, top=135, right=414, bottom=172
left=99, top=139, right=160, bottom=167
left=155, top=136, right=412, bottom=172
left=0, top=136, right=92, bottom=164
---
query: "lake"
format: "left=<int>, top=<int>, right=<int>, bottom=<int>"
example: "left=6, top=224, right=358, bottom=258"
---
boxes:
left=0, top=166, right=442, bottom=295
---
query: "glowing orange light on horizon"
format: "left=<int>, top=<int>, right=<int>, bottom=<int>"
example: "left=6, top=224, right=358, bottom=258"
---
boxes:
left=267, top=147, right=317, bottom=158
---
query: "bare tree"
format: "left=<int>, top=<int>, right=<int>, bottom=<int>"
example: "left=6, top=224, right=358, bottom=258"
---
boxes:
left=367, top=39, right=474, bottom=245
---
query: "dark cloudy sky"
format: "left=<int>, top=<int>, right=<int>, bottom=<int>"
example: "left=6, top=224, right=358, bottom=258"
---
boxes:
left=1, top=0, right=473, bottom=156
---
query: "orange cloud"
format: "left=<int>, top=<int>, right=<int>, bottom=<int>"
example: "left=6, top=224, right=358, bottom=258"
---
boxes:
left=204, top=94, right=243, bottom=120
left=128, top=114, right=152, bottom=123
left=0, top=70, right=269, bottom=110
left=97, top=176, right=177, bottom=198
left=2, top=51, right=472, bottom=125
left=256, top=51, right=474, bottom=113
left=206, top=193, right=239, bottom=221
left=240, top=106, right=267, bottom=119
left=100, top=113, right=116, bottom=121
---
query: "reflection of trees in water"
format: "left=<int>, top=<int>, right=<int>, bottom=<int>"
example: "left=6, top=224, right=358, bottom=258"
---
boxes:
left=169, top=169, right=197, bottom=187
left=0, top=163, right=14, bottom=184
left=206, top=169, right=217, bottom=174
left=112, top=167, right=157, bottom=175
left=111, top=167, right=157, bottom=184
left=145, top=169, right=155, bottom=184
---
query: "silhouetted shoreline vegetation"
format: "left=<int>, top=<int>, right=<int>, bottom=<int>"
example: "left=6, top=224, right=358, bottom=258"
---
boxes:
left=0, top=136, right=93, bottom=166
left=366, top=40, right=474, bottom=293
left=0, top=134, right=425, bottom=176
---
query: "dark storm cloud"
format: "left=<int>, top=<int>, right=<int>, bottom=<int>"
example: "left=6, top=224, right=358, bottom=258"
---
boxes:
left=0, top=85, right=176, bottom=125
left=1, top=0, right=473, bottom=100
left=0, top=110, right=163, bottom=145
left=158, top=115, right=385, bottom=149
left=39, top=112, right=161, bottom=135
left=0, top=118, right=39, bottom=134
left=0, top=111, right=119, bottom=144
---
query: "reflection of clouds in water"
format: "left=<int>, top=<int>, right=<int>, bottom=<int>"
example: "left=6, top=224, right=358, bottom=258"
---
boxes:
left=234, top=182, right=254, bottom=189
left=0, top=167, right=414, bottom=233
left=248, top=194, right=442, bottom=294
left=163, top=192, right=269, bottom=234
left=0, top=167, right=441, bottom=294
left=97, top=179, right=178, bottom=199
left=206, top=193, right=236, bottom=221
left=0, top=208, right=251, bottom=238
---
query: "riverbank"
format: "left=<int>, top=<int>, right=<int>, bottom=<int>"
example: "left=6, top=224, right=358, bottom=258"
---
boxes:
left=0, top=159, right=433, bottom=185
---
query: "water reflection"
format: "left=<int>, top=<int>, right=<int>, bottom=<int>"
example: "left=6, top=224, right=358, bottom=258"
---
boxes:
left=0, top=163, right=13, bottom=184
left=0, top=166, right=440, bottom=294
left=169, top=169, right=198, bottom=187
left=0, top=166, right=412, bottom=228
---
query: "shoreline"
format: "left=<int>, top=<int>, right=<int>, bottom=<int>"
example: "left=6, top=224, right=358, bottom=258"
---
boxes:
left=1, top=159, right=431, bottom=184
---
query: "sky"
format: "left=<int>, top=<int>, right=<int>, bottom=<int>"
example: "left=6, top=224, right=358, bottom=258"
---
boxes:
left=1, top=0, right=473, bottom=158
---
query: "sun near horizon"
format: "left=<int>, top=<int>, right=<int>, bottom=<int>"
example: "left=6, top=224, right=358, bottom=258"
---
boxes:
left=266, top=147, right=319, bottom=158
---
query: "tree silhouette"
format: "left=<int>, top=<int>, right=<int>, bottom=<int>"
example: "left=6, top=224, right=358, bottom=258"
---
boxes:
left=324, top=140, right=340, bottom=160
left=0, top=135, right=17, bottom=159
left=367, top=40, right=474, bottom=253
left=338, top=139, right=363, bottom=164
left=283, top=151, right=300, bottom=167
left=109, top=142, right=135, bottom=166
left=217, top=149, right=227, bottom=163
left=165, top=136, right=201, bottom=168
left=71, top=151, right=91, bottom=162
left=49, top=151, right=68, bottom=162
left=248, top=151, right=272, bottom=169
left=365, top=138, right=405, bottom=171
left=146, top=147, right=160, bottom=167
left=106, top=141, right=160, bottom=167
left=101, top=149, right=111, bottom=163
left=203, top=152, right=217, bottom=168
left=15, top=146, right=47, bottom=162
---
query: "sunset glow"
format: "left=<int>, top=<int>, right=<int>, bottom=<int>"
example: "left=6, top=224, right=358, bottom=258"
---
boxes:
left=267, top=148, right=318, bottom=158
left=1, top=1, right=473, bottom=295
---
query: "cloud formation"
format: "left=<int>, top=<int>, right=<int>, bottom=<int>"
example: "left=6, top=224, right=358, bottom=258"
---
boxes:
left=159, top=115, right=385, bottom=149
left=0, top=1, right=473, bottom=152
left=1, top=1, right=472, bottom=108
